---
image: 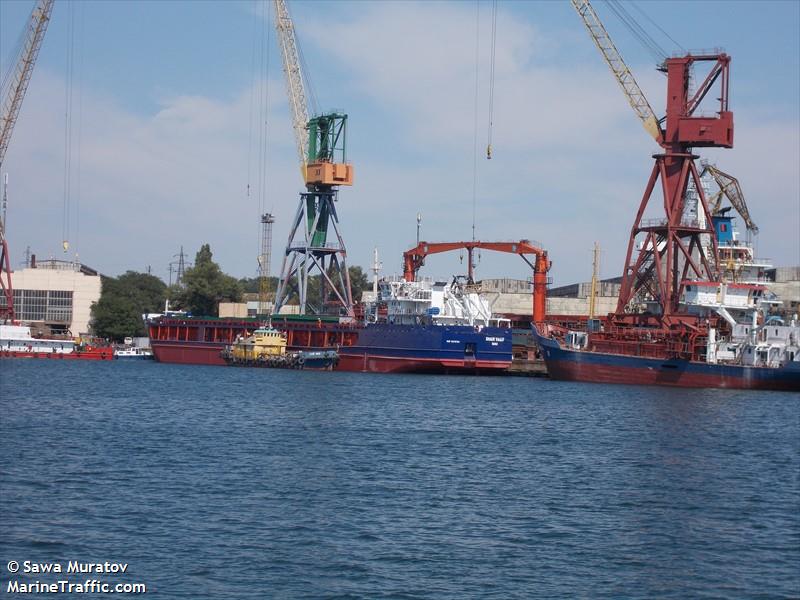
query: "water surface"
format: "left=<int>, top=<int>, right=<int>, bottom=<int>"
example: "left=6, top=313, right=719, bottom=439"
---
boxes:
left=1, top=360, right=798, bottom=598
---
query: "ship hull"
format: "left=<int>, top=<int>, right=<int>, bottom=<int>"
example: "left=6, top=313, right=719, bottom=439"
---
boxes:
left=148, top=317, right=359, bottom=367
left=534, top=328, right=800, bottom=391
left=1, top=347, right=114, bottom=361
left=148, top=318, right=512, bottom=374
left=150, top=340, right=227, bottom=366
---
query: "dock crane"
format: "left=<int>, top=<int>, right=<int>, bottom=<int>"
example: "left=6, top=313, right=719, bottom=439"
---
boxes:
left=571, top=0, right=663, bottom=145
left=0, top=0, right=55, bottom=322
left=272, top=0, right=355, bottom=317
left=700, top=162, right=758, bottom=234
left=402, top=240, right=551, bottom=324
left=572, top=0, right=735, bottom=325
left=273, top=0, right=309, bottom=182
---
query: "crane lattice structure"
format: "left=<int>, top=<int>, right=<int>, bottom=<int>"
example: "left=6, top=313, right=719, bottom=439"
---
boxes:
left=700, top=162, right=757, bottom=234
left=272, top=0, right=355, bottom=317
left=0, top=0, right=55, bottom=322
left=274, top=114, right=355, bottom=316
left=273, top=0, right=310, bottom=181
left=258, top=213, right=275, bottom=316
left=573, top=0, right=733, bottom=327
left=571, top=0, right=662, bottom=144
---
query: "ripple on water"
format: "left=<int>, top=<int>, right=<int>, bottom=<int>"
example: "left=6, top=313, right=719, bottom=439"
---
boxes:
left=0, top=360, right=798, bottom=599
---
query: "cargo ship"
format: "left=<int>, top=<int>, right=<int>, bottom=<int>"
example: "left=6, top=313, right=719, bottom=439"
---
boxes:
left=532, top=49, right=799, bottom=391
left=0, top=324, right=114, bottom=360
left=339, top=276, right=512, bottom=374
left=534, top=224, right=800, bottom=391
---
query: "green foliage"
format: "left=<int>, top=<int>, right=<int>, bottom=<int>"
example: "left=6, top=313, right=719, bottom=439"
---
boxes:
left=348, top=266, right=370, bottom=302
left=238, top=276, right=279, bottom=295
left=173, top=244, right=243, bottom=316
left=279, top=264, right=371, bottom=311
left=91, top=271, right=167, bottom=341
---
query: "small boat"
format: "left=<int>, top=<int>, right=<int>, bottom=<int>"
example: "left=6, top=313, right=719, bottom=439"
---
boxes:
left=114, top=346, right=154, bottom=360
left=221, top=326, right=338, bottom=370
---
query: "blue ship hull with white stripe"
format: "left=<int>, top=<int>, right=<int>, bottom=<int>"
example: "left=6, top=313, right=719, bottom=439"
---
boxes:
left=338, top=324, right=512, bottom=374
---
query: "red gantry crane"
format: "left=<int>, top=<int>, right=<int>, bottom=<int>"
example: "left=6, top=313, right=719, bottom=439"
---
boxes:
left=572, top=0, right=733, bottom=328
left=402, top=239, right=551, bottom=323
left=0, top=0, right=55, bottom=322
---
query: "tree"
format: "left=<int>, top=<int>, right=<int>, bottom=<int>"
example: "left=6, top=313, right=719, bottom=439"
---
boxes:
left=278, top=264, right=371, bottom=312
left=238, top=276, right=279, bottom=296
left=91, top=272, right=167, bottom=340
left=348, top=266, right=370, bottom=302
left=174, top=244, right=243, bottom=316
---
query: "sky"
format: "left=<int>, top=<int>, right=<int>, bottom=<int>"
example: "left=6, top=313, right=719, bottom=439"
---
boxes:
left=1, top=0, right=798, bottom=287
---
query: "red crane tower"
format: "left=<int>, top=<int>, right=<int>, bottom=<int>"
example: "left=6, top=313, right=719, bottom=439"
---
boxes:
left=616, top=54, right=732, bottom=328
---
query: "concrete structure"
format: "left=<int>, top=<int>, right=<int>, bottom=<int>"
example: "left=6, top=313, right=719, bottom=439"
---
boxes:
left=218, top=297, right=300, bottom=319
left=767, top=266, right=800, bottom=319
left=359, top=269, right=798, bottom=321
left=3, top=259, right=102, bottom=335
left=479, top=278, right=620, bottom=317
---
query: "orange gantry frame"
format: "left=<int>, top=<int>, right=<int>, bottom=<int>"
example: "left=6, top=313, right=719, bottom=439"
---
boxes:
left=401, top=239, right=551, bottom=324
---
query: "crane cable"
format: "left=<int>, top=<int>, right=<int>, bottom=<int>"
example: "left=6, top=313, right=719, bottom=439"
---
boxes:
left=486, top=0, right=497, bottom=160
left=62, top=0, right=77, bottom=253
left=246, top=0, right=259, bottom=201
left=471, top=0, right=480, bottom=242
left=247, top=1, right=273, bottom=216
left=74, top=1, right=85, bottom=258
left=605, top=0, right=668, bottom=63
left=257, top=0, right=272, bottom=217
left=628, top=1, right=685, bottom=54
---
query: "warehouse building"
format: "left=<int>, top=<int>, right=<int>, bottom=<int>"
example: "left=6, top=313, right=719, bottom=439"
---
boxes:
left=1, top=257, right=102, bottom=336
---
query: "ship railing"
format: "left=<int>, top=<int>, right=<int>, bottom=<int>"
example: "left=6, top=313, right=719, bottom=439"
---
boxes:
left=639, top=217, right=704, bottom=229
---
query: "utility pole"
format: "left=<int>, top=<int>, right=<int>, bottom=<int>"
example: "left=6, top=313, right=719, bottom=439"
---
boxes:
left=176, top=246, right=186, bottom=286
left=258, top=213, right=275, bottom=317
left=589, top=242, right=599, bottom=319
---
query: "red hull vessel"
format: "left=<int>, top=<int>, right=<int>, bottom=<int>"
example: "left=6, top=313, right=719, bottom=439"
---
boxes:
left=148, top=316, right=359, bottom=367
left=1, top=346, right=114, bottom=360
left=534, top=327, right=800, bottom=391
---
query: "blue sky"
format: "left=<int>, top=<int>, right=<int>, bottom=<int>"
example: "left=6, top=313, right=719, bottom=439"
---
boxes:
left=1, top=0, right=798, bottom=286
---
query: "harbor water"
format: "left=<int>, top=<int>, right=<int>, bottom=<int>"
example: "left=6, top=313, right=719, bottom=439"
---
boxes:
left=1, top=360, right=798, bottom=598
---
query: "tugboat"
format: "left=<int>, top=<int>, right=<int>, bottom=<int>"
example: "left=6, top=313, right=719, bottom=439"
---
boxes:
left=221, top=325, right=338, bottom=370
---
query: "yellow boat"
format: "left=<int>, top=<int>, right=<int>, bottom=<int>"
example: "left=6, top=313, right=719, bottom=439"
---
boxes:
left=221, top=326, right=338, bottom=370
left=228, top=327, right=287, bottom=361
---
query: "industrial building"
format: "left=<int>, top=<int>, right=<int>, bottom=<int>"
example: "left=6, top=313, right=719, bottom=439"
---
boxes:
left=0, top=258, right=102, bottom=336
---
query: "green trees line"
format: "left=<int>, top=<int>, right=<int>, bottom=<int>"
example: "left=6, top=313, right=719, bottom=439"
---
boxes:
left=91, top=244, right=370, bottom=341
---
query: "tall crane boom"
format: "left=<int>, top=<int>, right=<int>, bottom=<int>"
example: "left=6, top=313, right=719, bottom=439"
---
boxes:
left=701, top=162, right=758, bottom=234
left=0, top=0, right=54, bottom=323
left=273, top=0, right=309, bottom=180
left=570, top=0, right=663, bottom=144
left=0, top=0, right=55, bottom=169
